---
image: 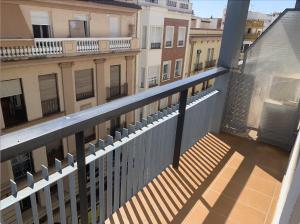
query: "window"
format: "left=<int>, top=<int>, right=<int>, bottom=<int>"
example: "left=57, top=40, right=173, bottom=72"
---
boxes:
left=39, top=74, right=60, bottom=116
left=142, top=26, right=147, bottom=49
left=207, top=48, right=211, bottom=61
left=177, top=27, right=186, bottom=47
left=174, top=59, right=183, bottom=77
left=0, top=79, right=27, bottom=128
left=109, top=16, right=121, bottom=37
left=165, top=26, right=174, bottom=48
left=31, top=11, right=52, bottom=38
left=11, top=153, right=34, bottom=180
left=140, top=67, right=146, bottom=88
left=46, top=140, right=64, bottom=167
left=210, top=48, right=214, bottom=61
left=75, top=69, right=94, bottom=101
left=148, top=65, right=160, bottom=87
left=80, top=104, right=96, bottom=143
left=150, top=26, right=162, bottom=49
left=196, top=49, right=201, bottom=64
left=69, top=20, right=89, bottom=38
left=162, top=61, right=171, bottom=81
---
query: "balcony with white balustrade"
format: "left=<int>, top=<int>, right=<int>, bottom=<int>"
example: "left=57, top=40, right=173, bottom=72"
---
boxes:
left=0, top=37, right=139, bottom=60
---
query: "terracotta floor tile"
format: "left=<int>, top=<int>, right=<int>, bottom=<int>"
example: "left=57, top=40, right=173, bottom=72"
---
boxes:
left=105, top=133, right=289, bottom=224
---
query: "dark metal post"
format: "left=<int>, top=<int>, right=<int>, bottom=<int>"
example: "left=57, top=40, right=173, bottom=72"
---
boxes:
left=173, top=89, right=188, bottom=169
left=75, top=131, right=88, bottom=224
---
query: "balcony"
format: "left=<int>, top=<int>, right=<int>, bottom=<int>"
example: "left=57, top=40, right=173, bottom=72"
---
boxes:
left=0, top=37, right=139, bottom=60
left=106, top=83, right=128, bottom=101
left=1, top=3, right=299, bottom=224
left=244, top=33, right=260, bottom=41
left=140, top=0, right=193, bottom=13
left=150, top=42, right=161, bottom=49
left=205, top=60, right=216, bottom=68
left=194, top=62, right=203, bottom=72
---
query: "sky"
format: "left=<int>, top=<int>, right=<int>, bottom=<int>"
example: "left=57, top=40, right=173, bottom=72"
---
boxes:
left=192, top=0, right=296, bottom=18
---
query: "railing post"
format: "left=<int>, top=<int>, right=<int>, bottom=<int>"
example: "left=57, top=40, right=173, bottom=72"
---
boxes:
left=172, top=89, right=188, bottom=169
left=75, top=131, right=88, bottom=224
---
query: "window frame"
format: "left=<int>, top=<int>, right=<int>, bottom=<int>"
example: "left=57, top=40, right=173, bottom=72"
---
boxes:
left=165, top=26, right=174, bottom=48
left=162, top=60, right=171, bottom=81
left=150, top=26, right=163, bottom=49
left=177, top=26, right=186, bottom=47
left=74, top=69, right=95, bottom=101
left=174, top=58, right=183, bottom=78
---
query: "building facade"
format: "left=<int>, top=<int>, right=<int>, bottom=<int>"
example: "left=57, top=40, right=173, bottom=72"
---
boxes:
left=0, top=1, right=140, bottom=221
left=132, top=0, right=193, bottom=118
left=186, top=17, right=223, bottom=94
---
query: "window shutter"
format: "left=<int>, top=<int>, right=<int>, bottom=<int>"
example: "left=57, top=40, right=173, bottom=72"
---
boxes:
left=0, top=79, right=22, bottom=98
left=31, top=11, right=50, bottom=25
left=39, top=74, right=58, bottom=101
left=75, top=69, right=94, bottom=96
left=166, top=26, right=173, bottom=42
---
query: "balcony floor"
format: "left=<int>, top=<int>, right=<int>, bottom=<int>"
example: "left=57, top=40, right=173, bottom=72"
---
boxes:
left=105, top=133, right=289, bottom=224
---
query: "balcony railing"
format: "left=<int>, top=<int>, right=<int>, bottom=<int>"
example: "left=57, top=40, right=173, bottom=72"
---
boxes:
left=0, top=67, right=228, bottom=224
left=150, top=42, right=161, bottom=49
left=194, top=62, right=203, bottom=71
left=205, top=59, right=217, bottom=68
left=41, top=98, right=60, bottom=116
left=0, top=37, right=138, bottom=60
left=167, top=0, right=177, bottom=7
left=106, top=83, right=128, bottom=101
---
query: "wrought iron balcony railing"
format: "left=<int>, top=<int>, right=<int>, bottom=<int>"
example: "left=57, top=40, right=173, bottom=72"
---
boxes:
left=106, top=83, right=128, bottom=101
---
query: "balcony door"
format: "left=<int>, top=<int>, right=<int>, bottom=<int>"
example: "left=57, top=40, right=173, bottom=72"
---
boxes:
left=109, top=16, right=120, bottom=37
left=110, top=65, right=121, bottom=97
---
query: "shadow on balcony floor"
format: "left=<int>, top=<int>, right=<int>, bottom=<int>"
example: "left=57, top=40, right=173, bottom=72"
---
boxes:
left=105, top=133, right=289, bottom=224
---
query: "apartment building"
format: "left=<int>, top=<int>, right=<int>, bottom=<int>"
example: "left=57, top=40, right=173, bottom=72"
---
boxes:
left=191, top=15, right=222, bottom=29
left=127, top=0, right=193, bottom=118
left=186, top=16, right=223, bottom=94
left=0, top=0, right=140, bottom=218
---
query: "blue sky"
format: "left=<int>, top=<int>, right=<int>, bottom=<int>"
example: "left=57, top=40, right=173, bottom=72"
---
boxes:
left=192, top=0, right=296, bottom=18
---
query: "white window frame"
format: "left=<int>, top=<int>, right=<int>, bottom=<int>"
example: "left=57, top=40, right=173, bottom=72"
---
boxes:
left=162, top=60, right=171, bottom=81
left=174, top=58, right=183, bottom=78
left=165, top=26, right=174, bottom=48
left=177, top=26, right=186, bottom=47
left=150, top=26, right=163, bottom=49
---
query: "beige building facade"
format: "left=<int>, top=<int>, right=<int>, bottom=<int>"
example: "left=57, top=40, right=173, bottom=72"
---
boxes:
left=0, top=1, right=140, bottom=220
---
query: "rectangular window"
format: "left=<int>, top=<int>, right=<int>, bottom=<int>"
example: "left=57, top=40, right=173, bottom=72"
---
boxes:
left=69, top=20, right=89, bottom=37
left=39, top=74, right=60, bottom=116
left=140, top=67, right=146, bottom=88
left=150, top=26, right=162, bottom=49
left=109, top=16, right=121, bottom=37
left=148, top=65, right=160, bottom=87
left=162, top=61, right=171, bottom=81
left=75, top=69, right=94, bottom=101
left=210, top=48, right=214, bottom=61
left=142, top=26, right=147, bottom=49
left=31, top=11, right=51, bottom=38
left=11, top=153, right=34, bottom=180
left=177, top=27, right=186, bottom=47
left=207, top=48, right=211, bottom=61
left=46, top=140, right=64, bottom=167
left=165, top=26, right=174, bottom=48
left=0, top=79, right=27, bottom=128
left=174, top=59, right=183, bottom=77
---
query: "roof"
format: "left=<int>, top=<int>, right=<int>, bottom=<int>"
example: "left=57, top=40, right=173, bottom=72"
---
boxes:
left=81, top=0, right=141, bottom=10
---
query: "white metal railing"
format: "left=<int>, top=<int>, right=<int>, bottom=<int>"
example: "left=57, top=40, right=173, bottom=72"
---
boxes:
left=0, top=37, right=132, bottom=58
left=140, top=0, right=192, bottom=12
left=0, top=89, right=220, bottom=224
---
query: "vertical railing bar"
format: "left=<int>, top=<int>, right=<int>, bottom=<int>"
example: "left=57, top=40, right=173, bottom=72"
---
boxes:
left=41, top=165, right=54, bottom=224
left=67, top=154, right=78, bottom=224
left=10, top=180, right=23, bottom=224
left=27, top=172, right=39, bottom=224
left=106, top=135, right=114, bottom=217
left=172, top=89, right=188, bottom=169
left=75, top=131, right=89, bottom=224
left=113, top=132, right=121, bottom=211
left=120, top=128, right=129, bottom=206
left=55, top=159, right=67, bottom=224
left=98, top=139, right=105, bottom=224
left=89, top=144, right=97, bottom=224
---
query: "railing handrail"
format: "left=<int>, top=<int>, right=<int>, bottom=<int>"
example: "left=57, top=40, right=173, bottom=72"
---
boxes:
left=0, top=67, right=228, bottom=162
